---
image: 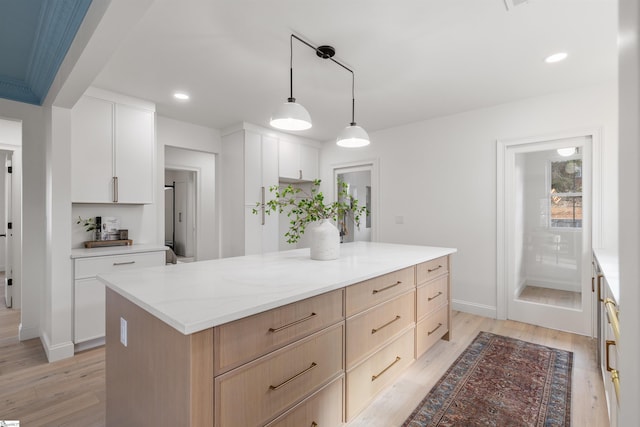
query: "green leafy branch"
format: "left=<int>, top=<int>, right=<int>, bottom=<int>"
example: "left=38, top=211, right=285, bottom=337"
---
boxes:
left=253, top=179, right=368, bottom=244
left=76, top=216, right=97, bottom=232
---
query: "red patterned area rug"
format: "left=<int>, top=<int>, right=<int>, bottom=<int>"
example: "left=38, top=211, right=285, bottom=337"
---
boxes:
left=403, top=331, right=573, bottom=427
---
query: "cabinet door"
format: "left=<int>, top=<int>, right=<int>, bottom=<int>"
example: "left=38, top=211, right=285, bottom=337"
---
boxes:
left=71, top=96, right=114, bottom=203
left=114, top=104, right=155, bottom=203
left=299, top=144, right=319, bottom=181
left=74, top=277, right=105, bottom=342
left=278, top=139, right=300, bottom=180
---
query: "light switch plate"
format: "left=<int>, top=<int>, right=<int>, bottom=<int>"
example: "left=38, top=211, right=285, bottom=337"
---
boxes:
left=120, top=317, right=128, bottom=347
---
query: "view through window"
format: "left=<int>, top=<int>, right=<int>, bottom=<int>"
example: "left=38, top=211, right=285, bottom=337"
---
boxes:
left=550, top=158, right=582, bottom=228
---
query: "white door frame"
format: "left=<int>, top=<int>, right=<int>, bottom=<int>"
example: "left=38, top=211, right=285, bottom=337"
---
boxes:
left=497, top=128, right=602, bottom=335
left=165, top=165, right=199, bottom=260
left=332, top=159, right=379, bottom=242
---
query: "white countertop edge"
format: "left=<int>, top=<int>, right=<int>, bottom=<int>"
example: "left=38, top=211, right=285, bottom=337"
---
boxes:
left=593, top=248, right=619, bottom=303
left=100, top=242, right=457, bottom=335
left=71, top=244, right=168, bottom=259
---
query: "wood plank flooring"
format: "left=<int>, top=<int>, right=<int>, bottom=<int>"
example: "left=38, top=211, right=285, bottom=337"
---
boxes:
left=0, top=298, right=607, bottom=426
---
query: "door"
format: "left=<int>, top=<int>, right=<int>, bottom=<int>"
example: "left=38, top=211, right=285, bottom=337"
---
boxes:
left=333, top=161, right=378, bottom=243
left=503, top=136, right=592, bottom=335
left=4, top=153, right=12, bottom=308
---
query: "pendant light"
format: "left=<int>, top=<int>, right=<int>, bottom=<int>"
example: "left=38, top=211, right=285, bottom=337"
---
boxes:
left=270, top=36, right=312, bottom=131
left=271, top=34, right=370, bottom=147
left=336, top=71, right=370, bottom=148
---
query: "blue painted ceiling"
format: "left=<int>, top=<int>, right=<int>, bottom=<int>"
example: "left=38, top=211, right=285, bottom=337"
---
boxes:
left=0, top=0, right=92, bottom=105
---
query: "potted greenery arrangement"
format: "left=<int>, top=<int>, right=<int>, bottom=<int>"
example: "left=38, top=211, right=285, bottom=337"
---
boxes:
left=254, top=179, right=368, bottom=260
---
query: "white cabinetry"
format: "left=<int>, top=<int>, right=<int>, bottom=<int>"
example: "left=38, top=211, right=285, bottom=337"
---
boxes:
left=221, top=127, right=279, bottom=257
left=73, top=248, right=165, bottom=346
left=71, top=90, right=155, bottom=204
left=278, top=139, right=319, bottom=182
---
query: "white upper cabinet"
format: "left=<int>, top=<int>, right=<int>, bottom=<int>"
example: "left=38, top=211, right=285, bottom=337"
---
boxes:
left=278, top=139, right=319, bottom=182
left=71, top=90, right=155, bottom=204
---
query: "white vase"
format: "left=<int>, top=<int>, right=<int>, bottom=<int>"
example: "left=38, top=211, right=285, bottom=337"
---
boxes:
left=309, top=219, right=340, bottom=261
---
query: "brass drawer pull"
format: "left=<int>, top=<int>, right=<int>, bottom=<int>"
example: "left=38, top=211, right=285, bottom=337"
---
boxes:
left=597, top=274, right=604, bottom=302
left=372, top=356, right=401, bottom=382
left=427, top=265, right=442, bottom=273
left=269, top=312, right=317, bottom=333
left=427, top=323, right=443, bottom=336
left=611, top=369, right=620, bottom=404
left=371, top=315, right=401, bottom=334
left=605, top=340, right=616, bottom=372
left=604, top=298, right=620, bottom=343
left=372, top=281, right=401, bottom=294
left=113, top=261, right=136, bottom=266
left=269, top=362, right=317, bottom=390
left=428, top=291, right=443, bottom=301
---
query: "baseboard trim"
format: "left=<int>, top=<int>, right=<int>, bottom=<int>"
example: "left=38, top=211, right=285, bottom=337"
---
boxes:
left=452, top=299, right=497, bottom=318
left=18, top=323, right=39, bottom=341
left=41, top=332, right=74, bottom=362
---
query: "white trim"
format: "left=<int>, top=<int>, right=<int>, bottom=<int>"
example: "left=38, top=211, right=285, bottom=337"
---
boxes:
left=40, top=332, right=74, bottom=362
left=496, top=127, right=601, bottom=331
left=165, top=165, right=199, bottom=261
left=452, top=299, right=496, bottom=318
left=18, top=323, right=38, bottom=341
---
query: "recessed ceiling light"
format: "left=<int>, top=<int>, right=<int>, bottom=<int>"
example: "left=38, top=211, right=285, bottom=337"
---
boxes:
left=173, top=92, right=190, bottom=100
left=544, top=52, right=568, bottom=63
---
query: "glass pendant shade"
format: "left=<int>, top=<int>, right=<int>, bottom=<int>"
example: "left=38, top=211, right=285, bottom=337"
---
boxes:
left=270, top=98, right=312, bottom=131
left=336, top=123, right=370, bottom=147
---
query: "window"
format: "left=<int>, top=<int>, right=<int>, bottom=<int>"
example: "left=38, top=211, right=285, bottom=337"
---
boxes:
left=550, top=158, right=582, bottom=228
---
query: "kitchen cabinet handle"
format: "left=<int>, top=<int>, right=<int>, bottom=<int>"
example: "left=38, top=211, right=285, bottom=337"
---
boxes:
left=597, top=274, right=604, bottom=302
left=299, top=169, right=302, bottom=180
left=113, top=176, right=119, bottom=203
left=605, top=340, right=616, bottom=372
left=371, top=356, right=401, bottom=382
left=428, top=323, right=443, bottom=336
left=113, top=261, right=136, bottom=266
left=269, top=362, right=317, bottom=390
left=269, top=312, right=317, bottom=333
left=604, top=298, right=620, bottom=343
left=591, top=276, right=595, bottom=293
left=311, top=422, right=318, bottom=427
left=428, top=291, right=443, bottom=301
left=428, top=265, right=443, bottom=273
left=371, top=315, right=401, bottom=334
left=261, top=186, right=265, bottom=226
left=372, top=281, right=401, bottom=295
left=610, top=369, right=620, bottom=404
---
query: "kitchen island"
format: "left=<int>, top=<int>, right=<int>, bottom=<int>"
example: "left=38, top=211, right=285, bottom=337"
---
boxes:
left=101, top=241, right=456, bottom=426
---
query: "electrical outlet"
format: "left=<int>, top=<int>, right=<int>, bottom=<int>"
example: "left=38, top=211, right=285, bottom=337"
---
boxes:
left=120, top=317, right=128, bottom=347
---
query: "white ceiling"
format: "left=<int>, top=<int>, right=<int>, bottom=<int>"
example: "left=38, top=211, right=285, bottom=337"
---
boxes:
left=92, top=0, right=617, bottom=142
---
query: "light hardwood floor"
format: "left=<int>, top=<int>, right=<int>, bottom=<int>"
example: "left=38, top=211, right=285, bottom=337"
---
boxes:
left=0, top=299, right=607, bottom=426
left=518, top=284, right=582, bottom=310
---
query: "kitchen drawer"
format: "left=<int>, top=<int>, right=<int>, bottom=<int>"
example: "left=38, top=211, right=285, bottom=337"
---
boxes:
left=214, top=289, right=344, bottom=375
left=346, top=267, right=415, bottom=316
left=75, top=251, right=164, bottom=279
left=416, top=274, right=448, bottom=321
left=346, top=327, right=415, bottom=420
left=215, top=323, right=344, bottom=427
left=266, top=375, right=344, bottom=427
left=416, top=303, right=449, bottom=359
left=346, top=290, right=415, bottom=369
left=416, top=256, right=449, bottom=285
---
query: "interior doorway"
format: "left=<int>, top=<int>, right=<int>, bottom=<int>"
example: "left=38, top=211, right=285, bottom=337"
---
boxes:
left=333, top=160, right=378, bottom=243
left=497, top=132, right=597, bottom=336
left=165, top=169, right=197, bottom=261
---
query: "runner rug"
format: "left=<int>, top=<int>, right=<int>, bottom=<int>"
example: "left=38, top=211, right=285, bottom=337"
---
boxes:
left=402, top=331, right=572, bottom=426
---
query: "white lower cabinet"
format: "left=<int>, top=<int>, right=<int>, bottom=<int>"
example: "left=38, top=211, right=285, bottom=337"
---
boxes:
left=73, top=250, right=165, bottom=345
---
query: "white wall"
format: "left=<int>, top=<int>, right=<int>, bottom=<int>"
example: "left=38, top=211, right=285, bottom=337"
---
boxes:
left=320, top=83, right=618, bottom=317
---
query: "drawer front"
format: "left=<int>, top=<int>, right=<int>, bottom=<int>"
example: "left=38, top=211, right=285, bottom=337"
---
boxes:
left=215, top=324, right=344, bottom=427
left=416, top=304, right=449, bottom=358
left=75, top=251, right=164, bottom=279
left=346, top=290, right=415, bottom=369
left=266, top=375, right=344, bottom=427
left=215, top=289, right=344, bottom=375
left=346, top=267, right=415, bottom=316
left=346, top=327, right=415, bottom=420
left=416, top=256, right=449, bottom=285
left=416, top=274, right=449, bottom=321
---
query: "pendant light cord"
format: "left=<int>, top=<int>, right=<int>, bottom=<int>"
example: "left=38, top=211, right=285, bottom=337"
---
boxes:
left=290, top=34, right=358, bottom=126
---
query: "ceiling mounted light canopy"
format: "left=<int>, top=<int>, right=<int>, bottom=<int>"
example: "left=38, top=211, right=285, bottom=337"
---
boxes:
left=270, top=34, right=370, bottom=147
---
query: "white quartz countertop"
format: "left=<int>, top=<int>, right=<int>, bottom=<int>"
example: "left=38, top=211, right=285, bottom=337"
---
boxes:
left=99, top=241, right=457, bottom=335
left=71, top=244, right=168, bottom=259
left=593, top=248, right=619, bottom=303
